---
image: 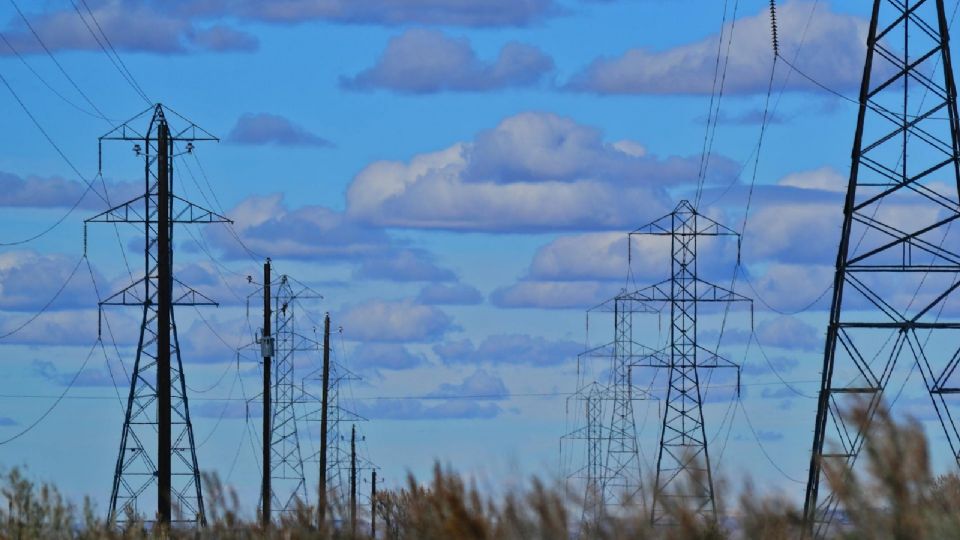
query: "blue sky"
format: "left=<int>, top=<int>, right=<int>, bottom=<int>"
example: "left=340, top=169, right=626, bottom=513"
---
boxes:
left=0, top=0, right=954, bottom=518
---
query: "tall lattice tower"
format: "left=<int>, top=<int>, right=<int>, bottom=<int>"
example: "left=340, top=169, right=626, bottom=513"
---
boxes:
left=269, top=275, right=320, bottom=516
left=88, top=105, right=229, bottom=524
left=563, top=257, right=659, bottom=521
left=561, top=380, right=610, bottom=529
left=805, top=1, right=960, bottom=535
left=303, top=339, right=365, bottom=508
left=627, top=201, right=749, bottom=524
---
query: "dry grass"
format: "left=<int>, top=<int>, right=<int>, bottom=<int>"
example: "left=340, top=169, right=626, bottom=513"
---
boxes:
left=2, top=402, right=958, bottom=538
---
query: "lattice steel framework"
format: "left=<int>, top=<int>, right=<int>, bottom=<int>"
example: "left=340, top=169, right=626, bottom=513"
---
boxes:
left=804, top=1, right=960, bottom=536
left=269, top=275, right=318, bottom=516
left=562, top=381, right=610, bottom=530
left=569, top=291, right=659, bottom=518
left=303, top=352, right=366, bottom=508
left=88, top=104, right=229, bottom=524
left=628, top=200, right=749, bottom=525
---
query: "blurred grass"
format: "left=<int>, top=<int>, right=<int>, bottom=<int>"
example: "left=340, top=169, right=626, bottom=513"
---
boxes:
left=3, top=402, right=960, bottom=538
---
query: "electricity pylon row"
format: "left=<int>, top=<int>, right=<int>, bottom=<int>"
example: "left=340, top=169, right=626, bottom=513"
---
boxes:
left=563, top=201, right=750, bottom=529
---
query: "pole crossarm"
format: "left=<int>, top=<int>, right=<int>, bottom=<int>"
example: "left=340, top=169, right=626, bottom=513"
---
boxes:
left=630, top=200, right=740, bottom=238
left=98, top=277, right=219, bottom=308
left=85, top=195, right=231, bottom=225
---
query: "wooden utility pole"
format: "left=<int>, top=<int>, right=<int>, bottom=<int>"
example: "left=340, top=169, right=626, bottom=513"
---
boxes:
left=318, top=313, right=331, bottom=527
left=350, top=424, right=357, bottom=537
left=156, top=118, right=172, bottom=524
left=371, top=470, right=377, bottom=538
left=261, top=259, right=272, bottom=527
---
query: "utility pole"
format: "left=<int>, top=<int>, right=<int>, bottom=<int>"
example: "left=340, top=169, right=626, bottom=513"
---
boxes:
left=318, top=313, right=331, bottom=527
left=351, top=424, right=357, bottom=537
left=93, top=104, right=227, bottom=526
left=804, top=1, right=960, bottom=537
left=261, top=259, right=272, bottom=527
left=371, top=470, right=377, bottom=539
left=155, top=117, right=172, bottom=524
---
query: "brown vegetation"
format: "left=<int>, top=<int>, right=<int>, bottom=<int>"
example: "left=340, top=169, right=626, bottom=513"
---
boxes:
left=2, top=403, right=959, bottom=539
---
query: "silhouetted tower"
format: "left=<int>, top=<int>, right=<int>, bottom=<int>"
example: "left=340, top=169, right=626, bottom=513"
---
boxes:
left=562, top=380, right=609, bottom=530
left=805, top=1, right=960, bottom=536
left=88, top=104, right=228, bottom=525
left=269, top=275, right=316, bottom=517
left=627, top=201, right=748, bottom=524
left=601, top=293, right=651, bottom=508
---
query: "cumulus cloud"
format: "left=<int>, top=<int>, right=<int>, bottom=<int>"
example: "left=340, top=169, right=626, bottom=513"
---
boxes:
left=428, top=369, right=509, bottom=399
left=756, top=316, right=822, bottom=352
left=350, top=343, right=428, bottom=371
left=1, top=2, right=258, bottom=55
left=33, top=360, right=120, bottom=387
left=416, top=283, right=483, bottom=306
left=226, top=113, right=333, bottom=148
left=0, top=171, right=138, bottom=210
left=207, top=194, right=391, bottom=260
left=0, top=309, right=99, bottom=346
left=0, top=251, right=96, bottom=311
left=352, top=249, right=456, bottom=282
left=346, top=112, right=732, bottom=232
left=432, top=334, right=581, bottom=366
left=338, top=299, right=454, bottom=342
left=490, top=280, right=615, bottom=310
left=525, top=228, right=737, bottom=283
left=172, top=0, right=555, bottom=27
left=567, top=1, right=867, bottom=95
left=354, top=398, right=501, bottom=420
left=342, top=29, right=553, bottom=93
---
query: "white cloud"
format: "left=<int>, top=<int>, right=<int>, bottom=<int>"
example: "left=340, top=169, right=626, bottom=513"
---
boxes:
left=342, top=29, right=553, bottom=93
left=345, top=112, right=731, bottom=232
left=338, top=299, right=454, bottom=342
left=567, top=1, right=867, bottom=95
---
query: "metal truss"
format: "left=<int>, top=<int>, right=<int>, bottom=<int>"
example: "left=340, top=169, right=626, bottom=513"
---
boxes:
left=88, top=104, right=229, bottom=525
left=302, top=354, right=368, bottom=509
left=562, top=381, right=611, bottom=531
left=269, top=275, right=322, bottom=516
left=804, top=1, right=960, bottom=536
left=630, top=200, right=750, bottom=525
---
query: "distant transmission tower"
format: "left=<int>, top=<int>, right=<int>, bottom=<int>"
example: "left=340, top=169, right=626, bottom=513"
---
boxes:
left=805, top=1, right=960, bottom=536
left=563, top=250, right=659, bottom=521
left=562, top=381, right=610, bottom=529
left=88, top=104, right=229, bottom=525
left=627, top=200, right=749, bottom=524
left=303, top=325, right=366, bottom=512
left=270, top=274, right=322, bottom=517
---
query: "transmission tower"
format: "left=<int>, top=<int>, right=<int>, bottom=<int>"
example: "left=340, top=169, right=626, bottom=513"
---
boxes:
left=269, top=274, right=322, bottom=517
left=627, top=200, right=749, bottom=524
left=805, top=1, right=960, bottom=535
left=563, top=268, right=660, bottom=522
left=562, top=381, right=611, bottom=529
left=302, top=328, right=367, bottom=511
left=87, top=104, right=229, bottom=525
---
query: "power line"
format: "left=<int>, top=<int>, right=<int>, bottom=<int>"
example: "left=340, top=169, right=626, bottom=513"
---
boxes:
left=69, top=0, right=151, bottom=104
left=0, top=254, right=86, bottom=341
left=6, top=0, right=113, bottom=121
left=0, top=338, right=99, bottom=445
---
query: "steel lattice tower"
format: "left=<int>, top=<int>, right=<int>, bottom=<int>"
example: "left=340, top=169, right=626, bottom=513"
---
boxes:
left=88, top=105, right=229, bottom=525
left=269, top=275, right=314, bottom=516
left=304, top=347, right=365, bottom=507
left=567, top=288, right=659, bottom=518
left=626, top=201, right=749, bottom=524
left=805, top=1, right=960, bottom=535
left=561, top=381, right=610, bottom=529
